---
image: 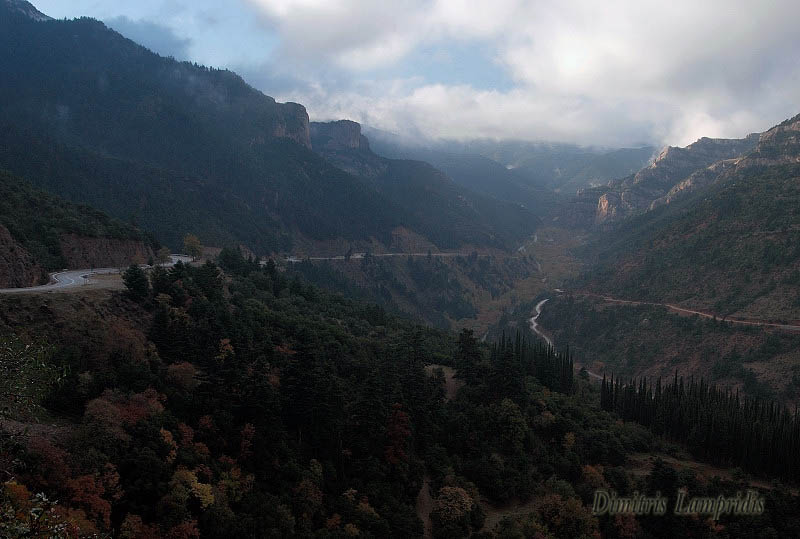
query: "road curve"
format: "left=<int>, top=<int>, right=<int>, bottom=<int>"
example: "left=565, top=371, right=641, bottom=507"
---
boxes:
left=0, top=254, right=192, bottom=295
left=529, top=299, right=553, bottom=348
left=529, top=297, right=604, bottom=381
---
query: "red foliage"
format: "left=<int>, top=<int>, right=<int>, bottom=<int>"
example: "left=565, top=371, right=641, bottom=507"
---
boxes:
left=67, top=474, right=112, bottom=529
left=26, top=436, right=72, bottom=490
left=85, top=388, right=166, bottom=437
left=167, top=520, right=201, bottom=539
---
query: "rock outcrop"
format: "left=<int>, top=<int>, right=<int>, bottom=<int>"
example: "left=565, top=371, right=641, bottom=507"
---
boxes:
left=593, top=133, right=759, bottom=224
left=270, top=101, right=312, bottom=149
left=0, top=224, right=46, bottom=287
left=736, top=114, right=800, bottom=168
left=2, top=0, right=52, bottom=21
left=309, top=120, right=388, bottom=178
left=59, top=234, right=154, bottom=269
left=310, top=120, right=371, bottom=152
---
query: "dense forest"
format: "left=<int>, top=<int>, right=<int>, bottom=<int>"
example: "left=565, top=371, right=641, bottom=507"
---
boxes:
left=2, top=249, right=800, bottom=537
left=533, top=295, right=800, bottom=403
left=601, top=373, right=800, bottom=481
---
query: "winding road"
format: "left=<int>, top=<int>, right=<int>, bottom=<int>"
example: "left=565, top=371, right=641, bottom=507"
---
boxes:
left=529, top=288, right=800, bottom=384
left=0, top=255, right=192, bottom=295
left=577, top=291, right=800, bottom=332
left=529, top=296, right=604, bottom=381
left=529, top=299, right=553, bottom=347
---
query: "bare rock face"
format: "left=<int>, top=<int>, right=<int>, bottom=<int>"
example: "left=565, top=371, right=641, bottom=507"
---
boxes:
left=649, top=158, right=739, bottom=210
left=309, top=120, right=387, bottom=178
left=272, top=102, right=312, bottom=149
left=596, top=192, right=620, bottom=223
left=736, top=114, right=800, bottom=168
left=59, top=234, right=154, bottom=269
left=0, top=224, right=45, bottom=287
left=310, top=120, right=371, bottom=152
left=593, top=134, right=759, bottom=224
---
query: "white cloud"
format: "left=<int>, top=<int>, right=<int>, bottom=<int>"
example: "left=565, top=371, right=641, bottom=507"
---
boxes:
left=247, top=0, right=800, bottom=146
left=39, top=0, right=800, bottom=146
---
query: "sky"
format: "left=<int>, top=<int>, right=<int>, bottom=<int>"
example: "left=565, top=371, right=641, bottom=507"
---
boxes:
left=35, top=0, right=800, bottom=148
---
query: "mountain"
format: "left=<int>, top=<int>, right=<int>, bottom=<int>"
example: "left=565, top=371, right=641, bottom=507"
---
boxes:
left=0, top=3, right=535, bottom=255
left=0, top=169, right=153, bottom=286
left=366, top=128, right=655, bottom=198
left=593, top=134, right=760, bottom=224
left=2, top=0, right=49, bottom=21
left=310, top=120, right=540, bottom=250
left=363, top=130, right=553, bottom=212
left=579, top=113, right=800, bottom=320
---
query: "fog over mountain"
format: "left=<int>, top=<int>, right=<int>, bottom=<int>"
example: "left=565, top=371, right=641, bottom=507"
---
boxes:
left=35, top=0, right=800, bottom=148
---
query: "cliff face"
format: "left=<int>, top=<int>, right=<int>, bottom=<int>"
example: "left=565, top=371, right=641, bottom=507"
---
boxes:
left=271, top=101, right=311, bottom=148
left=593, top=133, right=759, bottom=224
left=736, top=114, right=800, bottom=168
left=59, top=234, right=154, bottom=269
left=310, top=120, right=371, bottom=152
left=0, top=224, right=45, bottom=287
left=309, top=120, right=387, bottom=178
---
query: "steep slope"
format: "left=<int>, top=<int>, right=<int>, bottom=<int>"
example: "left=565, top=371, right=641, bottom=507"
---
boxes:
left=0, top=169, right=153, bottom=285
left=580, top=113, right=800, bottom=320
left=594, top=134, right=759, bottom=224
left=0, top=4, right=422, bottom=253
left=311, top=120, right=540, bottom=250
left=0, top=224, right=44, bottom=287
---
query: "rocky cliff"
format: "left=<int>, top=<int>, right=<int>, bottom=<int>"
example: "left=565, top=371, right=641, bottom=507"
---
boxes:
left=593, top=133, right=759, bottom=224
left=59, top=234, right=154, bottom=269
left=0, top=224, right=46, bottom=287
left=310, top=120, right=370, bottom=152
left=736, top=114, right=800, bottom=168
left=269, top=101, right=311, bottom=149
left=309, top=120, right=388, bottom=178
left=649, top=115, right=800, bottom=210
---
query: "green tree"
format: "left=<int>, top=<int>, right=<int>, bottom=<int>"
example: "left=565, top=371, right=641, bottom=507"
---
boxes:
left=183, top=234, right=203, bottom=261
left=123, top=264, right=150, bottom=301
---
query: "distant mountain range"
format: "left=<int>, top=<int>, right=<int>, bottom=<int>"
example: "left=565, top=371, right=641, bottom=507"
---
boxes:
left=366, top=127, right=656, bottom=196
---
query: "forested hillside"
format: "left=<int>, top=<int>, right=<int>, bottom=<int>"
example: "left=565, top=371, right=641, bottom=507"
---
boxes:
left=2, top=253, right=798, bottom=537
left=0, top=7, right=538, bottom=254
left=578, top=115, right=800, bottom=321
left=0, top=169, right=152, bottom=286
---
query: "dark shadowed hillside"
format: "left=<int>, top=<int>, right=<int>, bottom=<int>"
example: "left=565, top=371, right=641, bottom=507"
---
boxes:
left=0, top=169, right=153, bottom=285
